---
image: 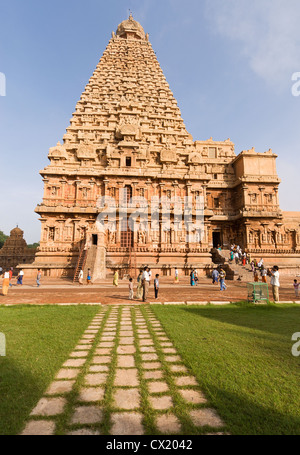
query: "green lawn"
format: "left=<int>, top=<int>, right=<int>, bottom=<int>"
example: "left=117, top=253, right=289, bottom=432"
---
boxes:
left=0, top=305, right=99, bottom=435
left=151, top=303, right=300, bottom=435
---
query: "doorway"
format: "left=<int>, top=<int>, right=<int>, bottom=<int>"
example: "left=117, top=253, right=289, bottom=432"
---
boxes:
left=213, top=231, right=221, bottom=248
left=92, top=234, right=98, bottom=246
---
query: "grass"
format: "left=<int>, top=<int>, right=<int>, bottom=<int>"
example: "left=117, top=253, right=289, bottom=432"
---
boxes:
left=151, top=303, right=300, bottom=435
left=0, top=305, right=100, bottom=435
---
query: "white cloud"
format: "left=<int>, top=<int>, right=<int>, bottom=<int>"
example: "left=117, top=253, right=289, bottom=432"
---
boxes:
left=205, top=0, right=300, bottom=86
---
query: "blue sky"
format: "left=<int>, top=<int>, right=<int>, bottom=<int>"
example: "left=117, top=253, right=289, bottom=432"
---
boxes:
left=0, top=0, right=299, bottom=243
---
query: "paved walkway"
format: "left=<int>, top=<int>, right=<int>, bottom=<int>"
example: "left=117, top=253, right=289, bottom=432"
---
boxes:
left=21, top=306, right=226, bottom=435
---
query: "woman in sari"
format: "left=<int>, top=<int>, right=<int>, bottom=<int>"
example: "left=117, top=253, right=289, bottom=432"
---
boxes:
left=113, top=270, right=119, bottom=287
left=135, top=270, right=143, bottom=299
left=190, top=270, right=195, bottom=286
left=2, top=270, right=10, bottom=296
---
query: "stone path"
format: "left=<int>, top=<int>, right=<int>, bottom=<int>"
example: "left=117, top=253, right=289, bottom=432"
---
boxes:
left=21, top=306, right=227, bottom=435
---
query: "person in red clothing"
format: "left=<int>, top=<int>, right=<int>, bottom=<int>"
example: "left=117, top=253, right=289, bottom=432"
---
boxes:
left=9, top=268, right=13, bottom=288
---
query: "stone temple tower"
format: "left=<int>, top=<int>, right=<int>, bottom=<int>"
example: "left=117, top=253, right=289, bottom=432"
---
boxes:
left=29, top=14, right=300, bottom=279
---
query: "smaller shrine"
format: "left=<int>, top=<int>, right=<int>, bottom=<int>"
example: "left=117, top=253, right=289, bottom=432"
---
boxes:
left=0, top=227, right=36, bottom=271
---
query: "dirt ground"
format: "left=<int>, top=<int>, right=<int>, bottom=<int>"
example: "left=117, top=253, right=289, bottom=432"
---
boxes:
left=0, top=275, right=299, bottom=305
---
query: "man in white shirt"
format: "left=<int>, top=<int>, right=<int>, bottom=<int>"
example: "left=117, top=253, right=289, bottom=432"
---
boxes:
left=142, top=267, right=150, bottom=302
left=270, top=266, right=280, bottom=302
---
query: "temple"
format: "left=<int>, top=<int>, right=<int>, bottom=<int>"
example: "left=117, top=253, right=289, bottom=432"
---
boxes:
left=0, top=227, right=36, bottom=271
left=25, top=15, right=300, bottom=279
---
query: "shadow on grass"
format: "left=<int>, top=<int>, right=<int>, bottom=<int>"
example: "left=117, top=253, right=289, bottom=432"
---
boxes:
left=182, top=305, right=300, bottom=337
left=0, top=357, right=47, bottom=435
left=205, top=385, right=300, bottom=435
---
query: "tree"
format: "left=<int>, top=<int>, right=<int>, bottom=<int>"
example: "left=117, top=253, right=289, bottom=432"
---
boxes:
left=0, top=231, right=8, bottom=249
left=27, top=242, right=40, bottom=249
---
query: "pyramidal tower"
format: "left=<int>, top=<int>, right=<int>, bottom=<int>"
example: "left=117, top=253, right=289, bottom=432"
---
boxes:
left=30, top=15, right=300, bottom=279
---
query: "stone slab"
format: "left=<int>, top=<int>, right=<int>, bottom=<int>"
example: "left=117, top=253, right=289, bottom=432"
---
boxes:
left=71, top=406, right=103, bottom=424
left=63, top=359, right=86, bottom=368
left=113, top=388, right=140, bottom=410
left=148, top=381, right=169, bottom=393
left=110, top=412, right=144, bottom=435
left=174, top=376, right=198, bottom=386
left=56, top=369, right=80, bottom=380
left=78, top=387, right=105, bottom=402
left=114, top=368, right=139, bottom=387
left=46, top=380, right=75, bottom=395
left=117, top=355, right=135, bottom=368
left=179, top=389, right=208, bottom=404
left=117, top=345, right=136, bottom=355
left=190, top=408, right=225, bottom=428
left=85, top=373, right=108, bottom=386
left=31, top=397, right=66, bottom=416
left=21, top=420, right=56, bottom=436
left=156, top=414, right=181, bottom=434
left=149, top=396, right=173, bottom=410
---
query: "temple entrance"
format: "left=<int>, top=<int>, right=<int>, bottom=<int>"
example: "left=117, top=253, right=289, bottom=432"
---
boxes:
left=213, top=231, right=222, bottom=248
left=92, top=234, right=98, bottom=246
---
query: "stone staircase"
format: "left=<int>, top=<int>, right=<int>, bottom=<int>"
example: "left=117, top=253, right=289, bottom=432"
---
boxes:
left=83, top=245, right=98, bottom=281
left=211, top=248, right=254, bottom=282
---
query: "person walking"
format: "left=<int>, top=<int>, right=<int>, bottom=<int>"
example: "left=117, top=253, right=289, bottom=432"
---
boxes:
left=78, top=269, right=84, bottom=285
left=135, top=270, right=143, bottom=299
left=253, top=268, right=259, bottom=282
left=261, top=266, right=267, bottom=283
left=17, top=269, right=24, bottom=285
left=293, top=279, right=299, bottom=299
left=129, top=278, right=134, bottom=300
left=36, top=269, right=42, bottom=287
left=219, top=268, right=226, bottom=291
left=113, top=270, right=119, bottom=287
left=174, top=267, right=179, bottom=284
left=154, top=274, right=159, bottom=299
left=142, top=267, right=150, bottom=302
left=190, top=269, right=195, bottom=286
left=87, top=268, right=92, bottom=285
left=270, top=266, right=280, bottom=302
left=212, top=268, right=219, bottom=285
left=9, top=268, right=13, bottom=288
left=2, top=270, right=10, bottom=296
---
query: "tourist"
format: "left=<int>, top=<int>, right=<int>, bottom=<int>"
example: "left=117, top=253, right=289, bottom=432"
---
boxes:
left=230, top=250, right=234, bottom=262
left=235, top=251, right=239, bottom=264
left=0, top=266, right=2, bottom=276
left=78, top=269, right=84, bottom=285
left=212, top=268, right=219, bottom=285
left=135, top=270, right=143, bottom=299
left=154, top=274, right=159, bottom=299
left=129, top=278, right=134, bottom=300
left=87, top=268, right=92, bottom=285
left=190, top=269, right=195, bottom=286
left=270, top=266, right=280, bottom=302
left=148, top=268, right=152, bottom=284
left=293, top=279, right=299, bottom=298
left=9, top=268, right=13, bottom=287
left=142, top=267, right=150, bottom=302
left=219, top=268, right=226, bottom=291
left=254, top=269, right=259, bottom=282
left=242, top=253, right=246, bottom=266
left=174, top=267, right=179, bottom=283
left=17, top=269, right=24, bottom=285
left=261, top=266, right=267, bottom=283
left=113, top=270, right=119, bottom=287
left=36, top=269, right=42, bottom=287
left=258, top=258, right=264, bottom=270
left=2, top=270, right=10, bottom=296
left=251, top=261, right=255, bottom=273
left=194, top=269, right=198, bottom=286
